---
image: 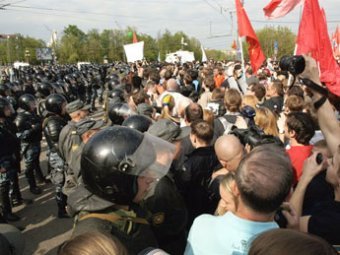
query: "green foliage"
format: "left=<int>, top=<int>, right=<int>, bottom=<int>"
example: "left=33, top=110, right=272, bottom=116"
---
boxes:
left=0, top=35, right=45, bottom=65
left=57, top=25, right=87, bottom=63
left=205, top=49, right=229, bottom=61
left=242, top=26, right=296, bottom=60
left=0, top=25, right=296, bottom=64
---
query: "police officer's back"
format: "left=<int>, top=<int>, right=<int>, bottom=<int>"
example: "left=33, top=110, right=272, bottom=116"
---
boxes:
left=67, top=126, right=175, bottom=254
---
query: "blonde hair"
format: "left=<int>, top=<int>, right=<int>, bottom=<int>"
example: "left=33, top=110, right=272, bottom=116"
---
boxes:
left=160, top=94, right=180, bottom=124
left=216, top=172, right=238, bottom=215
left=255, top=107, right=279, bottom=137
left=58, top=232, right=128, bottom=255
left=242, top=95, right=258, bottom=109
left=220, top=172, right=235, bottom=194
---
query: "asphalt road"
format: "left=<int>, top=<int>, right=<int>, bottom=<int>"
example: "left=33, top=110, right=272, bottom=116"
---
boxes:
left=12, top=147, right=73, bottom=255
left=11, top=108, right=106, bottom=255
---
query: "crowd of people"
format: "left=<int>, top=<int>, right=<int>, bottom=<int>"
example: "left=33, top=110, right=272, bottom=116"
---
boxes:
left=0, top=55, right=339, bottom=254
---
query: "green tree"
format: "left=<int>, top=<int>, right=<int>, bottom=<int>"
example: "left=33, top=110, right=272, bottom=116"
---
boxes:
left=205, top=49, right=229, bottom=61
left=0, top=35, right=45, bottom=65
left=157, top=30, right=202, bottom=61
left=242, top=26, right=296, bottom=61
left=57, top=25, right=87, bottom=63
left=85, top=29, right=103, bottom=62
left=139, top=33, right=158, bottom=61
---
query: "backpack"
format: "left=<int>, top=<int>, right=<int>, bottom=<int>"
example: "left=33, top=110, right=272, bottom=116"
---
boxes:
left=218, top=114, right=238, bottom=135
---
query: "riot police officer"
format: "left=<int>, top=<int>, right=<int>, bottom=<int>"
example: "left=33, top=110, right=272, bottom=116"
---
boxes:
left=67, top=126, right=175, bottom=254
left=43, top=94, right=70, bottom=218
left=0, top=98, right=21, bottom=221
left=0, top=98, right=31, bottom=207
left=15, top=94, right=44, bottom=195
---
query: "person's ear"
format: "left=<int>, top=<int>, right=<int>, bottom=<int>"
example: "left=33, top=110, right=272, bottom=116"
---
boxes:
left=288, top=129, right=296, bottom=139
left=190, top=133, right=197, bottom=147
left=230, top=179, right=240, bottom=197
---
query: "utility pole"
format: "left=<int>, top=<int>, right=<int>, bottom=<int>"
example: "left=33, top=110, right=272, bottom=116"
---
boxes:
left=6, top=36, right=11, bottom=64
left=207, top=8, right=235, bottom=39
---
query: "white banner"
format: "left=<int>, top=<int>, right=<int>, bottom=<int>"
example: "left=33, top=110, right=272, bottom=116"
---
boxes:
left=123, top=41, right=144, bottom=62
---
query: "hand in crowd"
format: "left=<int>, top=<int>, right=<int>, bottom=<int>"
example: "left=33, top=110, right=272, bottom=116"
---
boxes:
left=300, top=152, right=327, bottom=184
left=281, top=202, right=300, bottom=231
left=211, top=168, right=229, bottom=180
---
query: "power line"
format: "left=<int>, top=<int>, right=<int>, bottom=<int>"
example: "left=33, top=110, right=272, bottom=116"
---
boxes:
left=10, top=4, right=147, bottom=19
left=202, top=0, right=219, bottom=12
left=7, top=4, right=212, bottom=24
left=5, top=8, right=108, bottom=23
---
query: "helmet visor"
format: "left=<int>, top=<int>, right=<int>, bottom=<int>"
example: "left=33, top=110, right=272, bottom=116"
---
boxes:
left=119, top=132, right=175, bottom=181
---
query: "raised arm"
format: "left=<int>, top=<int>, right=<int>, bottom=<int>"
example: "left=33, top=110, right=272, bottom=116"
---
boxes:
left=288, top=152, right=325, bottom=232
left=299, top=55, right=340, bottom=155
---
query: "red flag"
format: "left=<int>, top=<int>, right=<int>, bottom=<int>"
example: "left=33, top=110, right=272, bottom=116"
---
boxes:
left=235, top=0, right=265, bottom=73
left=231, top=39, right=237, bottom=50
left=132, top=31, right=138, bottom=43
left=263, top=0, right=303, bottom=19
left=296, top=0, right=340, bottom=96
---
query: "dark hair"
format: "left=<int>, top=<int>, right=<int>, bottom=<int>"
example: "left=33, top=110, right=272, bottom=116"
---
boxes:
left=287, top=85, right=304, bottom=99
left=191, top=119, right=214, bottom=143
left=131, top=90, right=148, bottom=105
left=185, top=103, right=203, bottom=123
left=250, top=83, right=266, bottom=101
left=271, top=80, right=284, bottom=97
left=188, top=69, right=199, bottom=80
left=249, top=229, right=338, bottom=255
left=164, top=70, right=173, bottom=80
left=235, top=144, right=293, bottom=213
left=149, top=71, right=161, bottom=84
left=211, top=88, right=224, bottom=101
left=286, top=112, right=315, bottom=145
left=203, top=76, right=216, bottom=92
left=183, top=73, right=193, bottom=85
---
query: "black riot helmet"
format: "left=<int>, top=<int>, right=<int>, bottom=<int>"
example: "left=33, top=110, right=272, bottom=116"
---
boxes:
left=122, top=115, right=153, bottom=133
left=108, top=102, right=134, bottom=125
left=18, top=94, right=36, bottom=112
left=105, top=73, right=120, bottom=82
left=109, top=88, right=125, bottom=102
left=0, top=84, right=10, bottom=97
left=81, top=126, right=175, bottom=205
left=106, top=79, right=120, bottom=91
left=64, top=74, right=75, bottom=84
left=37, top=82, right=53, bottom=98
left=0, top=98, right=13, bottom=118
left=45, top=94, right=67, bottom=115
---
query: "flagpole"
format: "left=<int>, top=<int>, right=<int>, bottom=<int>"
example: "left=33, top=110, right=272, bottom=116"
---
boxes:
left=288, top=3, right=303, bottom=86
left=238, top=36, right=247, bottom=82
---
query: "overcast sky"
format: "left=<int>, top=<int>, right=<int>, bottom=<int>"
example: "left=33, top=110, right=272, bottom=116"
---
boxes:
left=1, top=0, right=339, bottom=50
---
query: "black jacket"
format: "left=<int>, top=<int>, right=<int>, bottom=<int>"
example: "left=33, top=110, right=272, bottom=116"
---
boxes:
left=176, top=146, right=220, bottom=228
left=14, top=110, right=42, bottom=143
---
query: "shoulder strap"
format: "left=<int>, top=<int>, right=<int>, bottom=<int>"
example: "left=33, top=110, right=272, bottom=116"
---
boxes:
left=235, top=79, right=245, bottom=95
left=218, top=115, right=237, bottom=134
left=78, top=212, right=149, bottom=225
left=42, top=116, right=51, bottom=129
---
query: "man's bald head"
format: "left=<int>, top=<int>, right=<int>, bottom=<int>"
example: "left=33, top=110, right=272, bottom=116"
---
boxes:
left=166, top=78, right=179, bottom=92
left=214, top=135, right=245, bottom=172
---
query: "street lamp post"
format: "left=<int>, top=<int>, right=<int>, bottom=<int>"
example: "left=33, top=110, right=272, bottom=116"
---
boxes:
left=25, top=49, right=30, bottom=64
